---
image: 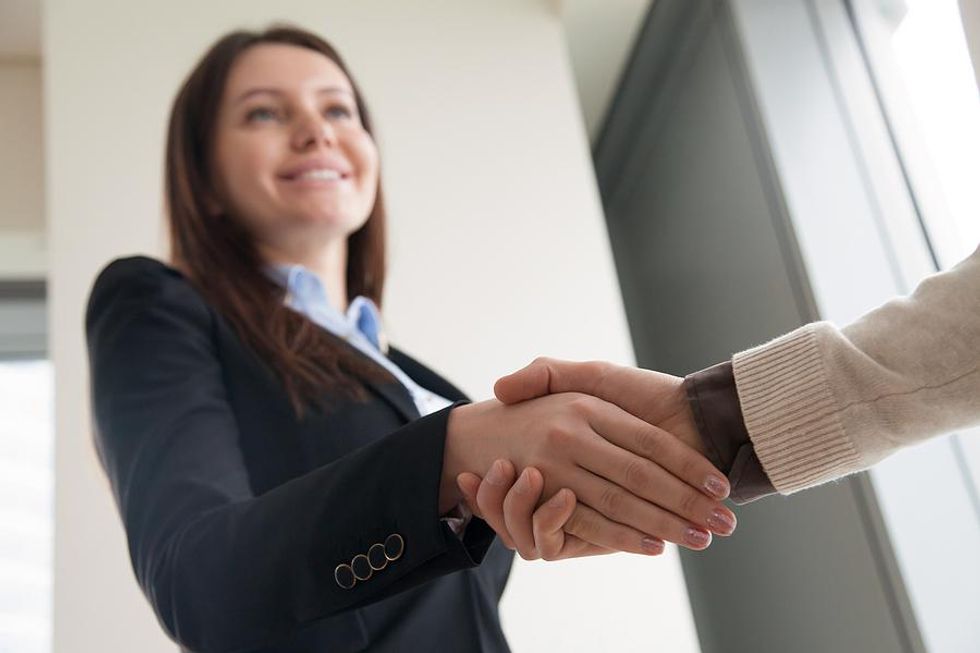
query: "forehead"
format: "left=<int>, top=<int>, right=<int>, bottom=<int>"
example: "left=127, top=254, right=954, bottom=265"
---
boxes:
left=224, top=43, right=354, bottom=99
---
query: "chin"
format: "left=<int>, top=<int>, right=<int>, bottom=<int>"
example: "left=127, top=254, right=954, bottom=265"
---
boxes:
left=294, top=210, right=369, bottom=237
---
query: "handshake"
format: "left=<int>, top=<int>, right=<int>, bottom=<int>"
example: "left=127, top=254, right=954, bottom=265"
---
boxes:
left=441, top=358, right=737, bottom=562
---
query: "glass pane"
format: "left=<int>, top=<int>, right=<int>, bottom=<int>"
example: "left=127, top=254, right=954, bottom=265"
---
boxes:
left=855, top=0, right=980, bottom=268
left=0, top=360, right=53, bottom=653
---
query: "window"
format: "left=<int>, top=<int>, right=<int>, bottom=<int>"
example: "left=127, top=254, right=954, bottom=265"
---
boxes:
left=850, top=0, right=980, bottom=267
left=846, top=1, right=980, bottom=650
left=0, top=360, right=53, bottom=653
left=724, top=1, right=980, bottom=649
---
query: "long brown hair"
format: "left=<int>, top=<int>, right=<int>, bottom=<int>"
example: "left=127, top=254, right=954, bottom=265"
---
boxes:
left=165, top=25, right=387, bottom=416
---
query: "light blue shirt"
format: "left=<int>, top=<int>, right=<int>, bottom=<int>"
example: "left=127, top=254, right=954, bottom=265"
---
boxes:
left=266, top=264, right=453, bottom=418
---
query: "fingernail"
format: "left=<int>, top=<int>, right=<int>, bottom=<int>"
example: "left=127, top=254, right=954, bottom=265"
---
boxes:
left=706, top=509, right=737, bottom=535
left=641, top=537, right=665, bottom=555
left=548, top=489, right=568, bottom=508
left=685, top=527, right=712, bottom=548
left=486, top=460, right=507, bottom=486
left=704, top=475, right=730, bottom=499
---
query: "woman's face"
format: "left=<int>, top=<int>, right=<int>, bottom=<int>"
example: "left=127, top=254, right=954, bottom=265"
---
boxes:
left=212, top=44, right=379, bottom=249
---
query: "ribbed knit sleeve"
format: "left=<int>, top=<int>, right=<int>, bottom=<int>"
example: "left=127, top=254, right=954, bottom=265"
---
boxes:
left=732, top=245, right=980, bottom=495
left=732, top=324, right=859, bottom=493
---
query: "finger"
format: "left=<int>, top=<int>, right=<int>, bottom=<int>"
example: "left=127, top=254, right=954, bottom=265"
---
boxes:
left=476, top=459, right=517, bottom=550
left=494, top=358, right=608, bottom=405
left=456, top=472, right=485, bottom=520
left=569, top=466, right=714, bottom=550
left=581, top=405, right=736, bottom=536
left=530, top=489, right=618, bottom=560
left=552, top=533, right=617, bottom=560
left=533, top=488, right=573, bottom=560
left=563, top=501, right=668, bottom=556
left=503, top=467, right=545, bottom=560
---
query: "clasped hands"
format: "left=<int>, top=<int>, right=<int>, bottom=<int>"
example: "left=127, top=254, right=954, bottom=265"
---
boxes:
left=441, top=358, right=736, bottom=561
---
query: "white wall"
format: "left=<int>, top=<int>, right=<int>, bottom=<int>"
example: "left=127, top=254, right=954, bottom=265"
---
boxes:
left=0, top=60, right=46, bottom=279
left=44, top=1, right=700, bottom=651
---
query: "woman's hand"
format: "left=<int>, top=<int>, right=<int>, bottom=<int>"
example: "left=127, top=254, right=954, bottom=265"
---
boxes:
left=441, top=393, right=735, bottom=552
left=458, top=458, right=740, bottom=559
left=457, top=461, right=648, bottom=560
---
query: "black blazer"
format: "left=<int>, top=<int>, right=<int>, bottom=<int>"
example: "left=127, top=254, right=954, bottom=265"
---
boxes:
left=85, top=256, right=514, bottom=653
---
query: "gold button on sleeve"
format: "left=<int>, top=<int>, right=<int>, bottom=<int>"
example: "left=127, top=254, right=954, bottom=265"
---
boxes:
left=384, top=533, right=405, bottom=561
left=334, top=563, right=356, bottom=590
left=351, top=554, right=373, bottom=581
left=368, top=543, right=388, bottom=571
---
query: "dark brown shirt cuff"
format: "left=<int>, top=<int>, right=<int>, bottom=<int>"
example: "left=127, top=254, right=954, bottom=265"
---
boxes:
left=684, top=361, right=777, bottom=504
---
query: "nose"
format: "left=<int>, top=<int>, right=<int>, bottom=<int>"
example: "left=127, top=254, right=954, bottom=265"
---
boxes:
left=291, top=111, right=336, bottom=151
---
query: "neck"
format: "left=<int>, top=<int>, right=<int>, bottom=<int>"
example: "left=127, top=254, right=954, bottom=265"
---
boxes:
left=261, top=236, right=349, bottom=312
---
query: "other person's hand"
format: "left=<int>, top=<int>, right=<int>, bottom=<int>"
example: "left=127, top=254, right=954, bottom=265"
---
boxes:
left=495, top=358, right=706, bottom=458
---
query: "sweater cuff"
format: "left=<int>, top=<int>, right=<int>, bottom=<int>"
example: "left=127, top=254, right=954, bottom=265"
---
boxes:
left=684, top=361, right=777, bottom=504
left=732, top=324, right=859, bottom=494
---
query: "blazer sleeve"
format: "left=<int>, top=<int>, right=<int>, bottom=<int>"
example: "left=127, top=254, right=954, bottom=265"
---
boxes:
left=86, top=258, right=495, bottom=653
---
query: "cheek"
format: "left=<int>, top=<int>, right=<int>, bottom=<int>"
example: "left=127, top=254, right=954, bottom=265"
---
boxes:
left=352, top=133, right=380, bottom=188
left=217, top=139, right=277, bottom=204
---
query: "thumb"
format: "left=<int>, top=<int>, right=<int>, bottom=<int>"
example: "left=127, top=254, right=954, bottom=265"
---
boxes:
left=493, top=359, right=554, bottom=404
left=494, top=358, right=607, bottom=404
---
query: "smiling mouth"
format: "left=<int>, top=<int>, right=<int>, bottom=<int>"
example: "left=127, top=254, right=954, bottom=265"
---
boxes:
left=282, top=168, right=348, bottom=182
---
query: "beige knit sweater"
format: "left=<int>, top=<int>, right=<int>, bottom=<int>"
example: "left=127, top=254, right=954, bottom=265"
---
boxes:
left=732, top=245, right=980, bottom=494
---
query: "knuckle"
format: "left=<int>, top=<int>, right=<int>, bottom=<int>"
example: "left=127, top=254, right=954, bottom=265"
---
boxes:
left=544, top=424, right=573, bottom=449
left=635, top=428, right=664, bottom=461
left=623, top=459, right=649, bottom=491
left=567, top=508, right=599, bottom=541
left=599, top=487, right=626, bottom=519
left=591, top=361, right=615, bottom=393
left=568, top=394, right=594, bottom=415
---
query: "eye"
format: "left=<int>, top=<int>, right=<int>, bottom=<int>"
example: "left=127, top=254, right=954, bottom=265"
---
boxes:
left=324, top=104, right=354, bottom=120
left=245, top=106, right=281, bottom=123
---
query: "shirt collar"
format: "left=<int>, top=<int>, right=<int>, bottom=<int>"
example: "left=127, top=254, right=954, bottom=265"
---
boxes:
left=265, top=263, right=385, bottom=351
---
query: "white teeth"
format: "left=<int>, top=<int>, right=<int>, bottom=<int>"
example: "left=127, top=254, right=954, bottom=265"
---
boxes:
left=296, top=168, right=342, bottom=181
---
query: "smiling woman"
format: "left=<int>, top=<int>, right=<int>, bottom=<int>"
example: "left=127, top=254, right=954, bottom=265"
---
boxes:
left=163, top=28, right=390, bottom=414
left=84, top=23, right=732, bottom=653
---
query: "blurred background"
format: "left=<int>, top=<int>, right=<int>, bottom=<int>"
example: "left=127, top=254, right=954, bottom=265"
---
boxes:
left=0, top=0, right=978, bottom=651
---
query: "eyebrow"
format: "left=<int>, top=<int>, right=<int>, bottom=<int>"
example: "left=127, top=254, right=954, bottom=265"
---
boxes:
left=234, top=86, right=354, bottom=105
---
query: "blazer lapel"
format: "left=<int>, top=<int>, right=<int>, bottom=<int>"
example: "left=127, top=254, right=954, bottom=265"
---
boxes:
left=388, top=347, right=469, bottom=403
left=362, top=374, right=421, bottom=423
